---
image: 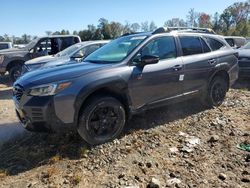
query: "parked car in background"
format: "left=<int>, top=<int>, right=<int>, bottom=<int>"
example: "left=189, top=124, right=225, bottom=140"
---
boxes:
left=237, top=42, right=250, bottom=78
left=22, top=40, right=110, bottom=74
left=0, top=42, right=12, bottom=50
left=224, top=36, right=246, bottom=49
left=0, top=35, right=81, bottom=81
left=13, top=27, right=238, bottom=145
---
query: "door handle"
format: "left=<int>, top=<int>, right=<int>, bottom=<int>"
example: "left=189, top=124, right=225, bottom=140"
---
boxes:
left=173, top=65, right=182, bottom=71
left=208, top=59, right=217, bottom=65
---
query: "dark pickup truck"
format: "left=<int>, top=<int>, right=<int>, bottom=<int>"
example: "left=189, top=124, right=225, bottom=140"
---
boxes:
left=0, top=35, right=81, bottom=81
left=13, top=27, right=238, bottom=145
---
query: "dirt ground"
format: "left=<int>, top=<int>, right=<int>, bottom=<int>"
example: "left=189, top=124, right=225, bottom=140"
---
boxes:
left=0, top=75, right=249, bottom=188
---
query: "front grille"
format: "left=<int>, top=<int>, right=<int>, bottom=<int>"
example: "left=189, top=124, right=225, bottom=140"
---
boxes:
left=13, top=85, right=24, bottom=102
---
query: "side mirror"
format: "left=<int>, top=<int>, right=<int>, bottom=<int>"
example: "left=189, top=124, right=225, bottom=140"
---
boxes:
left=140, top=55, right=160, bottom=67
left=29, top=48, right=34, bottom=53
left=72, top=51, right=84, bottom=59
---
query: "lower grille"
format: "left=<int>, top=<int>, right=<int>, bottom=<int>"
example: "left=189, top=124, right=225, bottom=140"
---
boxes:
left=31, top=108, right=44, bottom=121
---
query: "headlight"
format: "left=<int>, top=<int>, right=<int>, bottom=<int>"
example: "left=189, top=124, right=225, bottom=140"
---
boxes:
left=29, top=82, right=72, bottom=96
left=0, top=55, right=4, bottom=64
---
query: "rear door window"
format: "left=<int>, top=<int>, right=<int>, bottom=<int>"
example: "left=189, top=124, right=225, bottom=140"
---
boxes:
left=179, top=36, right=203, bottom=56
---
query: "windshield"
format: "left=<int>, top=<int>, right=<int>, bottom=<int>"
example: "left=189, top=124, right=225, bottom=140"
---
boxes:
left=23, top=38, right=39, bottom=49
left=84, top=35, right=148, bottom=63
left=242, top=42, right=250, bottom=49
left=56, top=43, right=83, bottom=57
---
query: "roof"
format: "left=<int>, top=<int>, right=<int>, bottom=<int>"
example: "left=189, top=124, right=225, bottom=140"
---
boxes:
left=38, top=35, right=80, bottom=39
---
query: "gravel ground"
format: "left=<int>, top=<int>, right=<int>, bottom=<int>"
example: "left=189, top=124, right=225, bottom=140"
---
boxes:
left=0, top=76, right=249, bottom=188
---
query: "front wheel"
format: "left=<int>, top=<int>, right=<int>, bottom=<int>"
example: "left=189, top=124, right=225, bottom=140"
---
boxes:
left=77, top=96, right=126, bottom=145
left=202, top=76, right=228, bottom=107
left=9, top=65, right=23, bottom=82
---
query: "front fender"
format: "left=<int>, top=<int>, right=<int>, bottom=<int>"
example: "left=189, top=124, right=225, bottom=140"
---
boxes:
left=73, top=76, right=130, bottom=124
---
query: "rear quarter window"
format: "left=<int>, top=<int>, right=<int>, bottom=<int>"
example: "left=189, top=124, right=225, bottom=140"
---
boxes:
left=179, top=36, right=203, bottom=56
left=205, top=37, right=225, bottom=51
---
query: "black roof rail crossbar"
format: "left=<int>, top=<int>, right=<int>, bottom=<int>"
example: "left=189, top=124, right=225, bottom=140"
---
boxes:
left=152, top=27, right=216, bottom=34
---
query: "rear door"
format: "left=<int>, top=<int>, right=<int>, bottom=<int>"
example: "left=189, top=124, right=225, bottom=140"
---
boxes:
left=129, top=36, right=184, bottom=109
left=180, top=35, right=217, bottom=94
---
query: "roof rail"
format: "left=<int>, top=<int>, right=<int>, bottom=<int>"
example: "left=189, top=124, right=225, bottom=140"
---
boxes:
left=152, top=27, right=216, bottom=35
left=121, top=31, right=145, bottom=37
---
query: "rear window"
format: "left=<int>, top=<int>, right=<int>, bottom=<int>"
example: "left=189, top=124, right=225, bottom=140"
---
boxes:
left=0, top=43, right=9, bottom=50
left=205, top=37, right=225, bottom=51
left=180, top=36, right=203, bottom=56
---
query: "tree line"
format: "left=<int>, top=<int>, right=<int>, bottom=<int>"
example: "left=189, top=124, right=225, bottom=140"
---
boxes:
left=0, top=0, right=249, bottom=44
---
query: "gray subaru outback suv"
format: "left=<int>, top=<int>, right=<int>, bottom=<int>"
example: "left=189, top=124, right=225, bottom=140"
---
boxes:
left=13, top=27, right=238, bottom=145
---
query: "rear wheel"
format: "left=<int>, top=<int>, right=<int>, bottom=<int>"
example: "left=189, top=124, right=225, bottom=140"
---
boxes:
left=9, top=64, right=23, bottom=82
left=202, top=76, right=228, bottom=107
left=77, top=96, right=126, bottom=145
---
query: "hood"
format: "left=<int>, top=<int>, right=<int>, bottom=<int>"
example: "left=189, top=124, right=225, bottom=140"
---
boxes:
left=42, top=58, right=74, bottom=68
left=16, top=62, right=110, bottom=88
left=25, top=55, right=57, bottom=65
left=0, top=48, right=28, bottom=55
left=238, top=49, right=250, bottom=58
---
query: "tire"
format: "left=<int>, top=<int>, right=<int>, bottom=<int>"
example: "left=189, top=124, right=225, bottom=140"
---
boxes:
left=202, top=76, right=228, bottom=107
left=9, top=65, right=23, bottom=82
left=77, top=96, right=126, bottom=145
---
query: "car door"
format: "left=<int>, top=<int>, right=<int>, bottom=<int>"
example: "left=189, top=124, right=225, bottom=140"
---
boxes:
left=128, top=36, right=184, bottom=109
left=179, top=35, right=217, bottom=94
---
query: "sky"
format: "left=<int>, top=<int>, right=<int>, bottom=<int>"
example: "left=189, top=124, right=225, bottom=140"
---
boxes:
left=0, top=0, right=239, bottom=37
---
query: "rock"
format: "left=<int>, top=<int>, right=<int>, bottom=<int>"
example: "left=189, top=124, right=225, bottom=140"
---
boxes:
left=169, top=147, right=179, bottom=153
left=63, top=179, right=70, bottom=184
left=218, top=173, right=227, bottom=181
left=181, top=146, right=193, bottom=153
left=147, top=178, right=161, bottom=188
left=208, top=135, right=220, bottom=143
left=166, top=178, right=181, bottom=186
left=185, top=137, right=200, bottom=147
left=216, top=118, right=227, bottom=126
left=179, top=132, right=188, bottom=137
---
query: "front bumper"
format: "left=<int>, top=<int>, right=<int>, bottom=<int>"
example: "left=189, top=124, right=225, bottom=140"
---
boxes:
left=13, top=93, right=76, bottom=133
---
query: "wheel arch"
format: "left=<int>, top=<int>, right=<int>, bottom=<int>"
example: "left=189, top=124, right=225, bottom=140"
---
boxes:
left=209, top=70, right=230, bottom=91
left=6, top=59, right=25, bottom=72
left=74, top=80, right=131, bottom=125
